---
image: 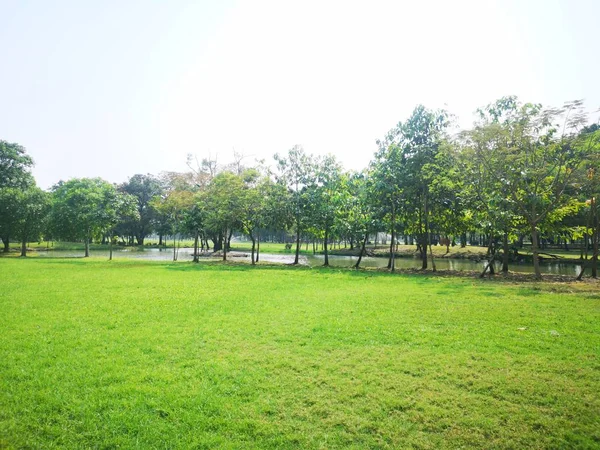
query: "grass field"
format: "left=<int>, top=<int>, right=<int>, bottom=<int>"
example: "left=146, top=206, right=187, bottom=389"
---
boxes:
left=1, top=258, right=599, bottom=448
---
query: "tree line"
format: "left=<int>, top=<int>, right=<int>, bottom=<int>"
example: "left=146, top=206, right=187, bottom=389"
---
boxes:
left=1, top=96, right=599, bottom=279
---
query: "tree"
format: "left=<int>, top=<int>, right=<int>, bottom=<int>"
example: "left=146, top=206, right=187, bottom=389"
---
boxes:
left=371, top=105, right=449, bottom=271
left=258, top=177, right=293, bottom=262
left=0, top=140, right=35, bottom=251
left=575, top=126, right=600, bottom=278
left=203, top=172, right=244, bottom=261
left=0, top=188, right=22, bottom=252
left=0, top=140, right=34, bottom=189
left=460, top=112, right=521, bottom=275
left=274, top=146, right=314, bottom=264
left=105, top=192, right=138, bottom=260
left=370, top=141, right=404, bottom=271
left=477, top=99, right=590, bottom=279
left=49, top=178, right=127, bottom=257
left=151, top=188, right=194, bottom=261
left=11, top=187, right=51, bottom=257
left=120, top=174, right=163, bottom=245
left=398, top=105, right=450, bottom=271
left=308, top=155, right=343, bottom=266
left=343, top=171, right=378, bottom=269
left=238, top=169, right=268, bottom=265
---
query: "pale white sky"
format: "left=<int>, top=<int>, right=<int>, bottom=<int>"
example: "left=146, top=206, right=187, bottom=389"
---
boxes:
left=1, top=0, right=598, bottom=188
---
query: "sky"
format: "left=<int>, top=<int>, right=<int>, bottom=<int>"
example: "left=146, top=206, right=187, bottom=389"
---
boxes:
left=1, top=0, right=599, bottom=189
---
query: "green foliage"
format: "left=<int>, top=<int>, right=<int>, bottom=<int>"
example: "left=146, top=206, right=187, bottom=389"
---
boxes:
left=50, top=178, right=138, bottom=249
left=119, top=173, right=163, bottom=244
left=0, top=140, right=34, bottom=189
left=11, top=187, right=51, bottom=249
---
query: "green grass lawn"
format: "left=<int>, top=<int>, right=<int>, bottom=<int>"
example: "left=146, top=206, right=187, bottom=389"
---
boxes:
left=1, top=259, right=599, bottom=449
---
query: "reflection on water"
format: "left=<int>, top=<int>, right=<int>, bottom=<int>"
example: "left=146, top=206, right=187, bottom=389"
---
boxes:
left=33, top=247, right=583, bottom=275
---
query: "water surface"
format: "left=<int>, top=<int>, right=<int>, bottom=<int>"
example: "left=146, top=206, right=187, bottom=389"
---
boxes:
left=33, top=247, right=582, bottom=275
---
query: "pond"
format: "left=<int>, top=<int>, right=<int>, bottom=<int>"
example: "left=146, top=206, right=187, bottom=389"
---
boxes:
left=33, top=247, right=583, bottom=276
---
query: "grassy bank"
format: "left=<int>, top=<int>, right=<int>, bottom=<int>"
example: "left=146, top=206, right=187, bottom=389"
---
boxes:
left=1, top=259, right=599, bottom=448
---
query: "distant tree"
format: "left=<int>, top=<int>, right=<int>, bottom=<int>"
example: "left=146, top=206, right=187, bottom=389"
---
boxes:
left=151, top=188, right=194, bottom=261
left=370, top=141, right=404, bottom=271
left=49, top=178, right=128, bottom=257
left=106, top=192, right=139, bottom=260
left=0, top=140, right=36, bottom=251
left=11, top=187, right=51, bottom=257
left=120, top=174, right=163, bottom=245
left=0, top=140, right=34, bottom=189
left=575, top=126, right=600, bottom=278
left=203, top=172, right=244, bottom=261
left=238, top=169, right=264, bottom=265
left=342, top=171, right=379, bottom=269
left=182, top=195, right=207, bottom=263
left=309, top=155, right=343, bottom=266
left=371, top=106, right=449, bottom=271
left=274, top=145, right=314, bottom=264
left=0, top=188, right=22, bottom=252
left=398, top=105, right=450, bottom=271
left=483, top=99, right=591, bottom=279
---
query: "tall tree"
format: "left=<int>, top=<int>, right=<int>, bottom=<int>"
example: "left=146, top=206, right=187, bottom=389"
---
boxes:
left=309, top=155, right=343, bottom=266
left=575, top=125, right=600, bottom=278
left=372, top=106, right=449, bottom=271
left=0, top=140, right=35, bottom=251
left=274, top=146, right=314, bottom=265
left=476, top=98, right=590, bottom=279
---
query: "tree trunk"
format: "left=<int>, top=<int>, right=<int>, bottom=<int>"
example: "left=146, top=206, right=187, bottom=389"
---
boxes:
left=428, top=241, right=436, bottom=272
left=222, top=229, right=227, bottom=261
left=388, top=203, right=395, bottom=271
left=420, top=234, right=428, bottom=270
left=293, top=220, right=301, bottom=265
left=227, top=229, right=233, bottom=250
left=323, top=227, right=329, bottom=266
left=84, top=236, right=90, bottom=257
left=390, top=209, right=396, bottom=272
left=592, top=198, right=598, bottom=278
left=173, top=234, right=177, bottom=261
left=355, top=231, right=369, bottom=269
left=2, top=237, right=9, bottom=253
left=531, top=226, right=541, bottom=280
left=20, top=238, right=27, bottom=257
left=480, top=253, right=496, bottom=278
left=193, top=230, right=199, bottom=263
left=502, top=232, right=509, bottom=274
left=137, top=236, right=145, bottom=246
left=487, top=234, right=495, bottom=275
left=213, top=234, right=222, bottom=251
left=158, top=234, right=163, bottom=246
left=251, top=234, right=256, bottom=265
left=256, top=235, right=260, bottom=262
